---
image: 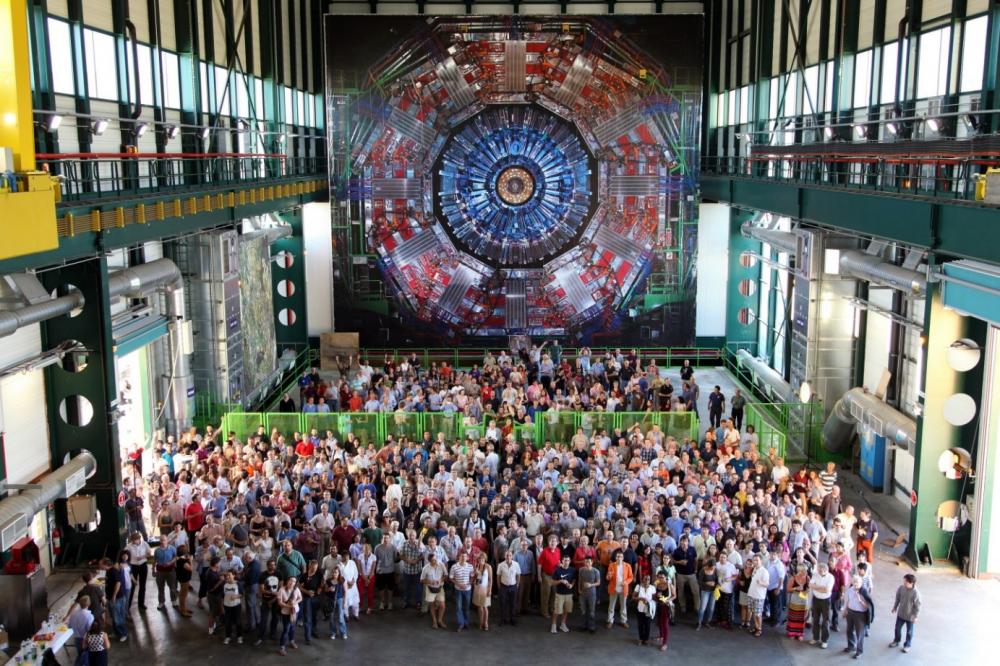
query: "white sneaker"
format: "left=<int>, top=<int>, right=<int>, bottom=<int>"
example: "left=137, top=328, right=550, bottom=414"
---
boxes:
left=330, top=635, right=337, bottom=640
left=560, top=624, right=569, bottom=633
left=118, top=635, right=128, bottom=643
left=809, top=640, right=818, bottom=645
left=821, top=643, right=828, bottom=649
left=551, top=626, right=558, bottom=634
left=237, top=637, right=243, bottom=645
left=224, top=638, right=231, bottom=645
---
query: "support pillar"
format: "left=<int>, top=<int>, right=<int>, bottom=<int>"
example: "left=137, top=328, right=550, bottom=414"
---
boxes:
left=40, top=258, right=124, bottom=562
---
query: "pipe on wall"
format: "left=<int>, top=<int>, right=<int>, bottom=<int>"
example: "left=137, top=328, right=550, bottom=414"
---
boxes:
left=838, top=250, right=926, bottom=295
left=740, top=221, right=799, bottom=255
left=736, top=349, right=796, bottom=403
left=822, top=387, right=917, bottom=453
left=105, top=259, right=193, bottom=434
left=0, top=451, right=97, bottom=548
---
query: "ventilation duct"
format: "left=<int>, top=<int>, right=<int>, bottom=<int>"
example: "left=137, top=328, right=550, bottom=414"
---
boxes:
left=822, top=387, right=916, bottom=453
left=0, top=451, right=96, bottom=551
left=107, top=259, right=193, bottom=435
left=735, top=349, right=796, bottom=403
left=740, top=221, right=799, bottom=255
left=839, top=250, right=926, bottom=296
left=0, top=290, right=84, bottom=338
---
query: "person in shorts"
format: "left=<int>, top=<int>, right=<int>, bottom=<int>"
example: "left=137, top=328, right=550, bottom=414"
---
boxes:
left=374, top=534, right=398, bottom=610
left=421, top=552, right=448, bottom=629
left=551, top=555, right=577, bottom=634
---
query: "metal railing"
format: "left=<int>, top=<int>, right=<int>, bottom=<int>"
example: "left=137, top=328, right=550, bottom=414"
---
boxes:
left=702, top=154, right=998, bottom=201
left=36, top=152, right=326, bottom=202
left=355, top=346, right=725, bottom=370
left=219, top=410, right=701, bottom=449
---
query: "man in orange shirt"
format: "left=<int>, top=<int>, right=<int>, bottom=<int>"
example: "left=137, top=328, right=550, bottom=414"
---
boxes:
left=605, top=549, right=634, bottom=627
left=595, top=531, right=621, bottom=605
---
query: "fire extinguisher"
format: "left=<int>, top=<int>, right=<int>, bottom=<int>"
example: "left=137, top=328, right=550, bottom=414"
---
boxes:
left=52, top=528, right=62, bottom=557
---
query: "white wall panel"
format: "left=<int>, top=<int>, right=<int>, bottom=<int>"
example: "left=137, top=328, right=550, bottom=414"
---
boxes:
left=128, top=0, right=149, bottom=43
left=616, top=3, right=658, bottom=13
left=521, top=3, right=562, bottom=14
left=566, top=3, right=608, bottom=14
left=472, top=4, right=515, bottom=15
left=159, top=0, right=176, bottom=51
left=328, top=3, right=372, bottom=13
left=862, top=288, right=893, bottom=391
left=0, top=324, right=50, bottom=485
left=424, top=4, right=466, bottom=14
left=696, top=203, right=729, bottom=337
left=376, top=3, right=419, bottom=14
left=83, top=0, right=114, bottom=32
left=303, top=202, right=334, bottom=335
left=49, top=0, right=69, bottom=18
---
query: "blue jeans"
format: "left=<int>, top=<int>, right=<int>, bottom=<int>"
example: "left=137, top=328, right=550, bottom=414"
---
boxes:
left=454, top=588, right=472, bottom=628
left=111, top=596, right=128, bottom=638
left=302, top=596, right=317, bottom=641
left=893, top=618, right=914, bottom=647
left=73, top=637, right=89, bottom=666
left=329, top=599, right=347, bottom=637
left=403, top=572, right=422, bottom=608
left=698, top=590, right=716, bottom=625
left=245, top=588, right=260, bottom=633
left=279, top=613, right=295, bottom=647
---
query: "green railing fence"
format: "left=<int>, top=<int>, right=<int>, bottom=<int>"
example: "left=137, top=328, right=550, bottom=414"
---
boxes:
left=220, top=410, right=701, bottom=449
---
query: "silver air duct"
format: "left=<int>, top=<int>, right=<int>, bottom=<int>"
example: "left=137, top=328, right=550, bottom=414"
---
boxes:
left=741, top=221, right=799, bottom=255
left=838, top=250, right=926, bottom=296
left=263, top=224, right=293, bottom=244
left=107, top=259, right=193, bottom=435
left=0, top=291, right=84, bottom=338
left=0, top=451, right=97, bottom=550
left=822, top=387, right=916, bottom=453
left=735, top=349, right=795, bottom=403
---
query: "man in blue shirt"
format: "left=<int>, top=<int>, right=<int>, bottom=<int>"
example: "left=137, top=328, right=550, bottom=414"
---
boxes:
left=672, top=535, right=699, bottom=617
left=153, top=535, right=178, bottom=611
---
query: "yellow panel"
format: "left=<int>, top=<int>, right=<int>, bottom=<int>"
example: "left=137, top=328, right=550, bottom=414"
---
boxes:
left=0, top=0, right=36, bottom=171
left=0, top=189, right=58, bottom=260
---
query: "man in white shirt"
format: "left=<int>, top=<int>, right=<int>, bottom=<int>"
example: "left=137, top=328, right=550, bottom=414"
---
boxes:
left=748, top=555, right=769, bottom=635
left=809, top=562, right=835, bottom=648
left=125, top=532, right=152, bottom=610
left=496, top=550, right=521, bottom=627
left=715, top=551, right=739, bottom=627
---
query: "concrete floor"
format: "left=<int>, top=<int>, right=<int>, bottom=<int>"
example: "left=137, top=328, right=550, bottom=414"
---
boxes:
left=32, top=366, right=1000, bottom=665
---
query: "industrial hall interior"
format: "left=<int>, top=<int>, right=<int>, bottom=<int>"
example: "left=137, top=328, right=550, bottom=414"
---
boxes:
left=1, top=0, right=999, bottom=664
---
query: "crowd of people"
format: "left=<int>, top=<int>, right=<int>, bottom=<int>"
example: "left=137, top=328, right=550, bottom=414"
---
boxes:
left=65, top=347, right=922, bottom=661
left=286, top=348, right=749, bottom=429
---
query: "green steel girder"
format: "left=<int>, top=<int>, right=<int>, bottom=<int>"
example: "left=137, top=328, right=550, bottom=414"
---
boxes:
left=272, top=208, right=309, bottom=348
left=0, top=178, right=326, bottom=274
left=702, top=174, right=1000, bottom=263
left=40, top=257, right=124, bottom=562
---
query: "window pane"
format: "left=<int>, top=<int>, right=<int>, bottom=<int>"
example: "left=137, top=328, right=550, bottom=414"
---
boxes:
left=824, top=63, right=834, bottom=112
left=881, top=42, right=899, bottom=104
left=199, top=61, right=209, bottom=113
left=784, top=71, right=799, bottom=115
left=727, top=90, right=736, bottom=125
left=853, top=50, right=872, bottom=108
left=284, top=86, right=293, bottom=124
left=161, top=51, right=181, bottom=108
left=960, top=16, right=988, bottom=92
left=769, top=78, right=778, bottom=118
left=314, top=95, right=324, bottom=129
left=716, top=92, right=725, bottom=127
left=214, top=66, right=231, bottom=115
left=236, top=74, right=250, bottom=117
left=803, top=65, right=819, bottom=113
left=917, top=27, right=950, bottom=98
left=47, top=18, right=75, bottom=95
left=254, top=78, right=264, bottom=120
left=738, top=86, right=749, bottom=124
left=85, top=29, right=118, bottom=100
left=135, top=44, right=154, bottom=106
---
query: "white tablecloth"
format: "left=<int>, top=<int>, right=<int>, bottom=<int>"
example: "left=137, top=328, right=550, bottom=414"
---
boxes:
left=11, top=627, right=73, bottom=665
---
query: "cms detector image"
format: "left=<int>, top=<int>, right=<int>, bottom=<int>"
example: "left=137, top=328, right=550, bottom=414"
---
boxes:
left=327, top=15, right=702, bottom=344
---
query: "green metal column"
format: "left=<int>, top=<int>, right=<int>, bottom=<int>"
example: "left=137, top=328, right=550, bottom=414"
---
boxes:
left=909, top=282, right=986, bottom=565
left=725, top=208, right=762, bottom=351
left=273, top=208, right=309, bottom=349
left=40, top=258, right=124, bottom=562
